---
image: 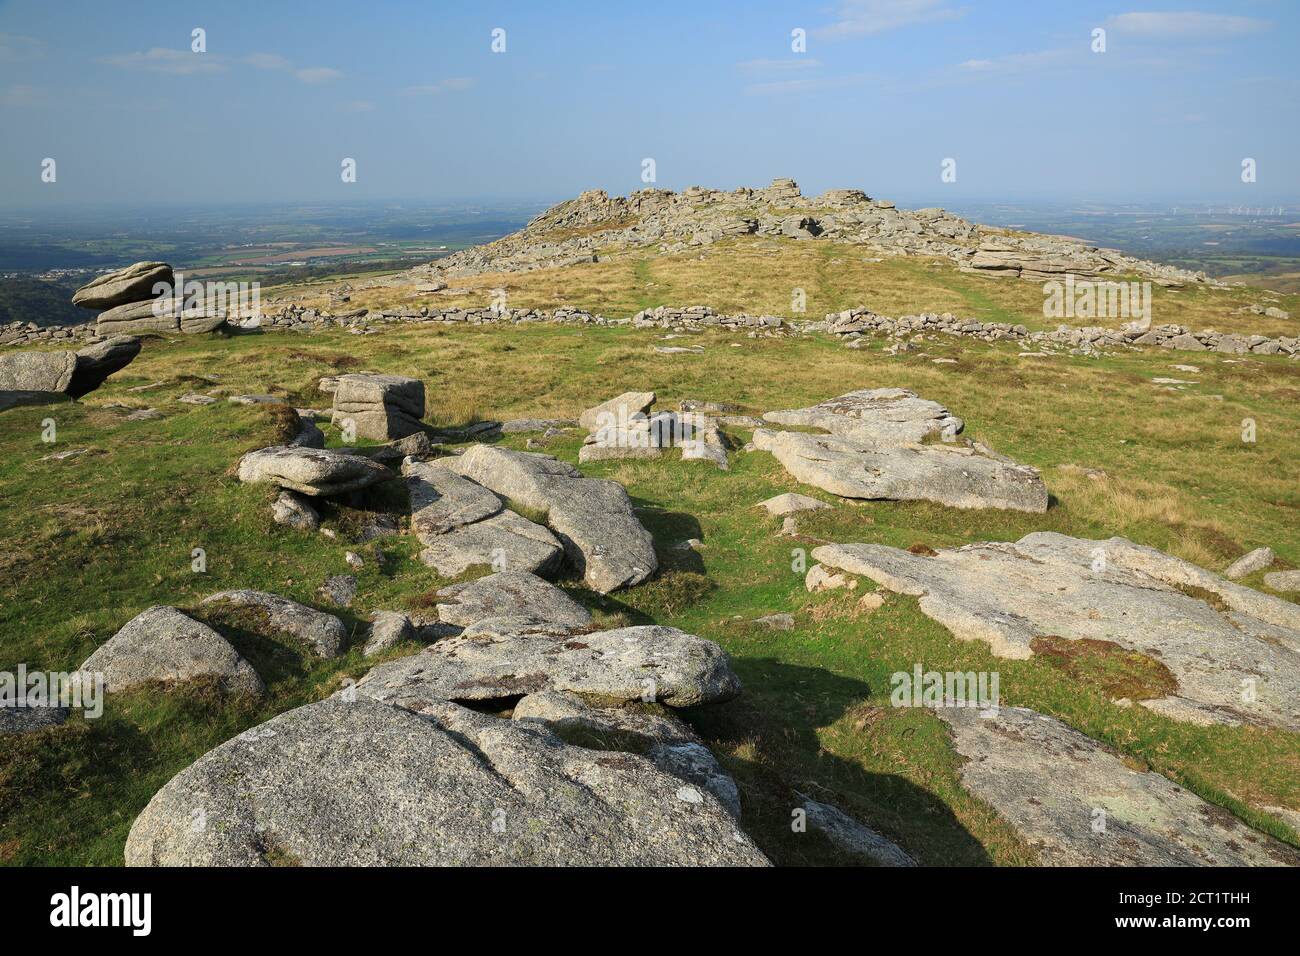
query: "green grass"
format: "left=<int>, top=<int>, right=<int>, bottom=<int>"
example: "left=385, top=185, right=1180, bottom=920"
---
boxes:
left=2, top=297, right=1299, bottom=866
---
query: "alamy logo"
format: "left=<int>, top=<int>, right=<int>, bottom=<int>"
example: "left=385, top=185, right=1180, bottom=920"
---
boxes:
left=592, top=406, right=701, bottom=450
left=890, top=664, right=1000, bottom=715
left=50, top=886, right=151, bottom=936
left=1, top=665, right=102, bottom=719
left=1043, top=274, right=1151, bottom=324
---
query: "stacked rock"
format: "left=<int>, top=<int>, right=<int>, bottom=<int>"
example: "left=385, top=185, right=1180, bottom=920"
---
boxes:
left=0, top=335, right=141, bottom=411
left=330, top=373, right=426, bottom=440
left=70, top=262, right=227, bottom=336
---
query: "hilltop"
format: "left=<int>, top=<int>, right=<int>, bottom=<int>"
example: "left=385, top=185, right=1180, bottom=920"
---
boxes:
left=1, top=181, right=1298, bottom=869
left=390, top=177, right=1211, bottom=288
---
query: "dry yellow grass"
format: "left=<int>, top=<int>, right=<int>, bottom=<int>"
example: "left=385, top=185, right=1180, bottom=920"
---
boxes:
left=271, top=236, right=1300, bottom=338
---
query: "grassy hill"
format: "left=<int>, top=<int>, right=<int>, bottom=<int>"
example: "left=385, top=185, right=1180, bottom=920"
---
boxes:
left=3, top=233, right=1299, bottom=866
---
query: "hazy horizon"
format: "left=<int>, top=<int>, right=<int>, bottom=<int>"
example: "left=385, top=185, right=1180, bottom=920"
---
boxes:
left=1, top=0, right=1297, bottom=207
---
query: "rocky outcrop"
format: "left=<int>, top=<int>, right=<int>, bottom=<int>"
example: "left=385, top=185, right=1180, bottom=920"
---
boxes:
left=578, top=390, right=730, bottom=470
left=812, top=532, right=1300, bottom=730
left=330, top=178, right=1210, bottom=295
left=0, top=336, right=141, bottom=409
left=578, top=390, right=656, bottom=431
left=964, top=235, right=1200, bottom=286
left=356, top=623, right=739, bottom=709
left=95, top=298, right=227, bottom=336
left=237, top=445, right=391, bottom=497
left=762, top=388, right=962, bottom=444
left=753, top=389, right=1048, bottom=512
left=125, top=536, right=758, bottom=866
left=405, top=460, right=563, bottom=577
left=71, top=262, right=173, bottom=310
left=824, top=307, right=1299, bottom=359
left=330, top=373, right=425, bottom=441
left=81, top=606, right=263, bottom=697
left=941, top=705, right=1300, bottom=865
left=431, top=571, right=591, bottom=631
left=0, top=350, right=76, bottom=401
left=125, top=697, right=767, bottom=866
left=199, top=590, right=348, bottom=658
left=439, top=445, right=657, bottom=593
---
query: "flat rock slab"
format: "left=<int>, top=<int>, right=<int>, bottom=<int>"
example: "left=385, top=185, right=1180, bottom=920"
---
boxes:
left=95, top=299, right=226, bottom=336
left=434, top=570, right=591, bottom=631
left=200, top=590, right=347, bottom=658
left=0, top=350, right=77, bottom=393
left=800, top=797, right=916, bottom=866
left=420, top=511, right=565, bottom=578
left=81, top=606, right=263, bottom=697
left=238, top=445, right=391, bottom=496
left=125, top=697, right=767, bottom=866
left=72, top=261, right=172, bottom=310
left=813, top=532, right=1300, bottom=730
left=762, top=387, right=963, bottom=445
left=754, top=428, right=1048, bottom=512
left=578, top=390, right=656, bottom=431
left=406, top=460, right=505, bottom=534
left=438, top=446, right=657, bottom=593
left=755, top=388, right=1047, bottom=512
left=942, top=706, right=1300, bottom=866
left=757, top=492, right=831, bottom=516
left=355, top=624, right=741, bottom=709
left=405, top=461, right=563, bottom=577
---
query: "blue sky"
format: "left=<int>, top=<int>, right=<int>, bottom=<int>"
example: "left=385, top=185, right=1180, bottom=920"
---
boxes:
left=1, top=0, right=1296, bottom=206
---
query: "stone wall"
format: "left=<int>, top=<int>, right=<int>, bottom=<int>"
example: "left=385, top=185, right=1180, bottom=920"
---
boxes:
left=824, top=308, right=1300, bottom=357
left=5, top=302, right=1294, bottom=360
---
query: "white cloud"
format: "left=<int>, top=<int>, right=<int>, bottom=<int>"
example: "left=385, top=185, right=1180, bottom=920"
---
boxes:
left=816, top=0, right=964, bottom=39
left=339, top=99, right=375, bottom=113
left=0, top=33, right=44, bottom=62
left=244, top=52, right=341, bottom=83
left=101, top=47, right=225, bottom=75
left=1107, top=12, right=1268, bottom=39
left=402, top=77, right=475, bottom=95
left=244, top=52, right=291, bottom=70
